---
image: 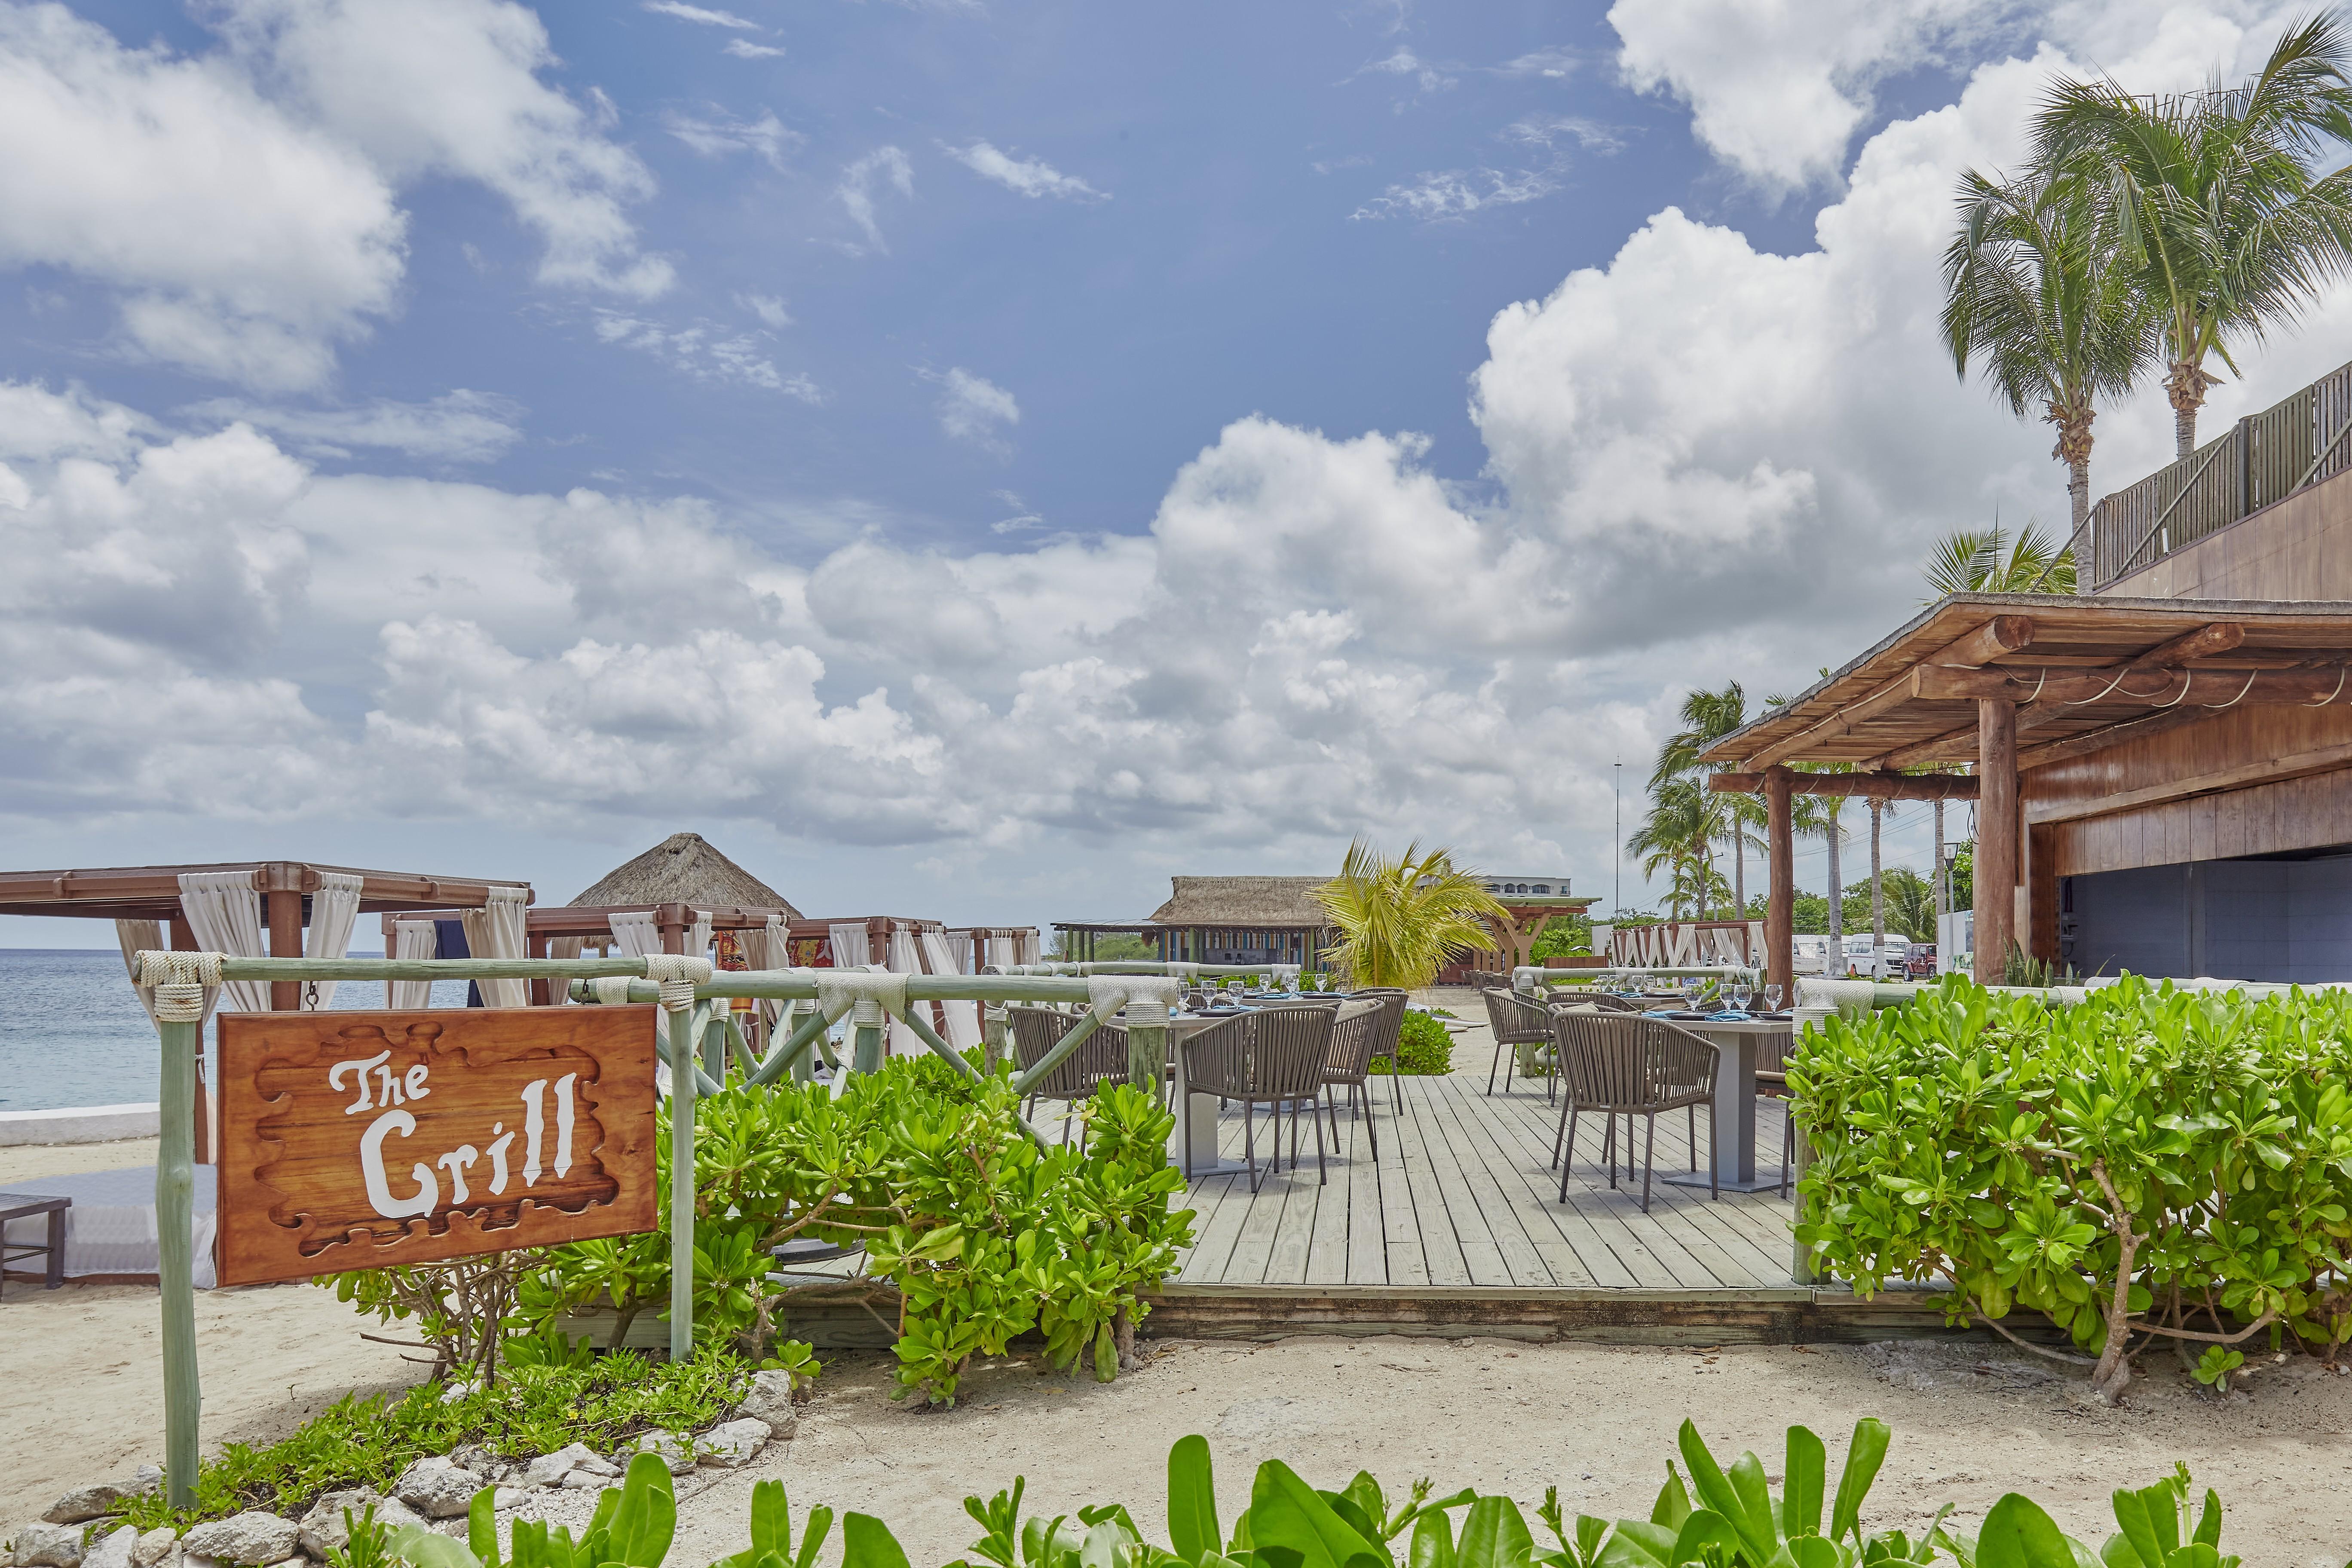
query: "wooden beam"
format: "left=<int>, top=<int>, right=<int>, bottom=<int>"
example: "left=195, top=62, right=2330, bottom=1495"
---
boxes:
left=1916, top=663, right=2352, bottom=705
left=1710, top=770, right=1978, bottom=800
left=2024, top=736, right=2352, bottom=825
left=2129, top=621, right=2245, bottom=666
left=1764, top=768, right=1793, bottom=998
left=1976, top=699, right=2017, bottom=984
left=1738, top=615, right=2035, bottom=769
left=2015, top=706, right=2217, bottom=770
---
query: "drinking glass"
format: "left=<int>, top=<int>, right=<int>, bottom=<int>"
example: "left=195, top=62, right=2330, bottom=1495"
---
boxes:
left=1764, top=983, right=1784, bottom=1012
left=1730, top=980, right=1752, bottom=1013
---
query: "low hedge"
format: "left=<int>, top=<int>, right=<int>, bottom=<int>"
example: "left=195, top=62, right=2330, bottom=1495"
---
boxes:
left=1791, top=974, right=2352, bottom=1399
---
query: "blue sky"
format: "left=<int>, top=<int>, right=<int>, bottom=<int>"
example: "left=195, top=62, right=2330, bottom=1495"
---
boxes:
left=3, top=0, right=2345, bottom=946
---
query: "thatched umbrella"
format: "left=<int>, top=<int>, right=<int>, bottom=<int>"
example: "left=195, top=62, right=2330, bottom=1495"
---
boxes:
left=568, top=832, right=802, bottom=918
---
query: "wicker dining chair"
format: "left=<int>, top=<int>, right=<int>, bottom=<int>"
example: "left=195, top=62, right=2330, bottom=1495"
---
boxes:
left=1181, top=1005, right=1336, bottom=1192
left=1349, top=987, right=1410, bottom=1111
left=1008, top=1004, right=1129, bottom=1145
left=1550, top=1011, right=1719, bottom=1212
left=1753, top=1028, right=1796, bottom=1198
left=1318, top=998, right=1384, bottom=1158
left=1482, top=986, right=1557, bottom=1099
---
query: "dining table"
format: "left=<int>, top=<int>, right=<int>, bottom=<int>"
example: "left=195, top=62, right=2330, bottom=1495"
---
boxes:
left=1153, top=994, right=1346, bottom=1177
left=1645, top=1014, right=1794, bottom=1194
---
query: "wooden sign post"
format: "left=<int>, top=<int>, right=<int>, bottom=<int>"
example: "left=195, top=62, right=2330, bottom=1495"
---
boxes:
left=214, top=1008, right=659, bottom=1285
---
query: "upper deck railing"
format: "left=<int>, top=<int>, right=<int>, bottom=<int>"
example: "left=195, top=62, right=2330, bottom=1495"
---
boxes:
left=2082, top=356, right=2352, bottom=589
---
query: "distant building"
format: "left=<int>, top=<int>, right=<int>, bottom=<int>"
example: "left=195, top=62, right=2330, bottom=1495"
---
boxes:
left=1478, top=874, right=1574, bottom=898
left=1055, top=875, right=1333, bottom=966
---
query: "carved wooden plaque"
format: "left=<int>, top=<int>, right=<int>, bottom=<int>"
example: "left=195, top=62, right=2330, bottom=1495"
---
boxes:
left=215, top=1007, right=659, bottom=1286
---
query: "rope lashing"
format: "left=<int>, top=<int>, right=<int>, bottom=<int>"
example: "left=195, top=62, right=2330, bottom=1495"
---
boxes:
left=641, top=953, right=713, bottom=1013
left=814, top=968, right=910, bottom=1025
left=1084, top=974, right=1183, bottom=1021
left=136, top=950, right=222, bottom=1023
left=2203, top=670, right=2260, bottom=710
left=588, top=976, right=639, bottom=1006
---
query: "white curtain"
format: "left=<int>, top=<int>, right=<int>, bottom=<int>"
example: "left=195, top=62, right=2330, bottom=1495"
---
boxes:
left=918, top=930, right=982, bottom=1051
left=300, top=872, right=364, bottom=1011
left=688, top=908, right=713, bottom=962
left=885, top=926, right=923, bottom=1057
left=611, top=911, right=661, bottom=958
left=391, top=920, right=436, bottom=1008
left=548, top=937, right=585, bottom=1004
left=982, top=932, right=1018, bottom=971
left=177, top=871, right=271, bottom=1013
left=1017, top=928, right=1041, bottom=966
left=946, top=931, right=975, bottom=974
left=742, top=914, right=788, bottom=1031
left=461, top=885, right=530, bottom=1008
left=115, top=919, right=163, bottom=1023
left=828, top=921, right=870, bottom=971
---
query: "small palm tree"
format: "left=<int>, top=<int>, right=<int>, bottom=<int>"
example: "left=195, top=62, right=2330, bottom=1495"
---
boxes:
left=1629, top=777, right=1724, bottom=919
left=1941, top=164, right=2153, bottom=533
left=1922, top=520, right=2077, bottom=600
left=2035, top=15, right=2352, bottom=456
left=1318, top=840, right=1509, bottom=990
left=1652, top=681, right=1756, bottom=915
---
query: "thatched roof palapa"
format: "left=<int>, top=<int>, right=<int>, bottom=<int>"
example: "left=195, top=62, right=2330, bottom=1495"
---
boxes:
left=1148, top=876, right=1332, bottom=928
left=568, top=833, right=802, bottom=918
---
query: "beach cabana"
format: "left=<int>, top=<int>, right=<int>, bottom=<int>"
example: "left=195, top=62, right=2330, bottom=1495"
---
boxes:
left=1059, top=876, right=1334, bottom=967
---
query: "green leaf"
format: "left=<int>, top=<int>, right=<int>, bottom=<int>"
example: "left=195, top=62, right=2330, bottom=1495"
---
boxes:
left=467, top=1487, right=499, bottom=1568
left=1669, top=1510, right=1743, bottom=1568
left=1409, top=1511, right=1456, bottom=1568
left=1170, top=1437, right=1221, bottom=1566
left=389, top=1527, right=481, bottom=1568
left=1976, top=1496, right=2079, bottom=1568
left=1724, top=1451, right=1779, bottom=1560
left=1829, top=1419, right=1890, bottom=1546
left=843, top=1513, right=915, bottom=1568
left=1783, top=1427, right=1826, bottom=1541
left=794, top=1508, right=836, bottom=1568
left=2190, top=1491, right=2221, bottom=1553
left=2108, top=1491, right=2162, bottom=1568
left=1595, top=1521, right=1674, bottom=1568
left=1455, top=1499, right=1534, bottom=1568
left=1246, top=1461, right=1386, bottom=1568
left=607, top=1453, right=677, bottom=1568
left=1649, top=1468, right=1691, bottom=1531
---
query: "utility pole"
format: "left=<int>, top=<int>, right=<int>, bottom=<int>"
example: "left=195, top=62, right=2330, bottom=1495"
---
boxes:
left=1613, top=759, right=1622, bottom=915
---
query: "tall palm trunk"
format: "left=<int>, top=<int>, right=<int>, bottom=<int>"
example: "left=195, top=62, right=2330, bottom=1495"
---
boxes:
left=1733, top=828, right=1746, bottom=920
left=2052, top=401, right=2095, bottom=534
left=2166, top=358, right=2217, bottom=458
left=1933, top=800, right=1948, bottom=963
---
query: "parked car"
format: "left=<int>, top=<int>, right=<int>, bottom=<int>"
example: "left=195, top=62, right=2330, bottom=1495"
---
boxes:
left=1838, top=934, right=1911, bottom=977
left=1905, top=942, right=1937, bottom=979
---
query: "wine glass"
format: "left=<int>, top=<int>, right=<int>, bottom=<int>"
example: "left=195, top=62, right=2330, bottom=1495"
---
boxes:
left=1730, top=979, right=1752, bottom=1014
left=1764, top=983, right=1784, bottom=1013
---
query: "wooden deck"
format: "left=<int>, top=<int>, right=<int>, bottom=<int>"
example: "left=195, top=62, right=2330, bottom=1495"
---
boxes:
left=1170, top=1067, right=1797, bottom=1291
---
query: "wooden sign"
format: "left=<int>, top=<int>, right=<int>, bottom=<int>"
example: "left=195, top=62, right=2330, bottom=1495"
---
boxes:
left=215, top=1007, right=660, bottom=1286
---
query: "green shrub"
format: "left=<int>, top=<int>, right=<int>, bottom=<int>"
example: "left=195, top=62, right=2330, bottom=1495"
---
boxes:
left=511, top=1061, right=1192, bottom=1406
left=116, top=1353, right=748, bottom=1531
left=1792, top=974, right=2352, bottom=1400
left=1369, top=1010, right=1455, bottom=1075
left=390, top=1420, right=2247, bottom=1568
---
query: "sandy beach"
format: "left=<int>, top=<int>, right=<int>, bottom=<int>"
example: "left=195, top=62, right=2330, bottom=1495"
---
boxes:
left=6, top=1131, right=2352, bottom=1568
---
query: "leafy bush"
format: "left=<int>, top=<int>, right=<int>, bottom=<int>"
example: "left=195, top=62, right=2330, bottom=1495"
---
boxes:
left=116, top=1354, right=749, bottom=1530
left=390, top=1419, right=2248, bottom=1568
left=1792, top=974, right=2352, bottom=1400
left=1370, top=1011, right=1455, bottom=1075
left=510, top=1060, right=1192, bottom=1406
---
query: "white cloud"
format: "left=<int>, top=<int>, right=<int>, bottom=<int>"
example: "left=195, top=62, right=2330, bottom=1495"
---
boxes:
left=643, top=1, right=758, bottom=27
left=0, top=0, right=669, bottom=389
left=941, top=141, right=1107, bottom=201
left=736, top=293, right=793, bottom=328
left=1355, top=46, right=1455, bottom=94
left=1492, top=46, right=1581, bottom=78
left=922, top=368, right=1018, bottom=456
left=181, top=391, right=527, bottom=462
left=666, top=109, right=799, bottom=169
left=1501, top=114, right=1623, bottom=154
left=1352, top=167, right=1557, bottom=221
left=724, top=39, right=787, bottom=59
left=0, top=2, right=405, bottom=389
left=591, top=311, right=819, bottom=399
left=836, top=146, right=913, bottom=254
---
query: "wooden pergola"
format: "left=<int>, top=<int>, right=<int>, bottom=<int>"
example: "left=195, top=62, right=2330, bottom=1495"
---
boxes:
left=1700, top=594, right=2352, bottom=989
left=0, top=861, right=530, bottom=1012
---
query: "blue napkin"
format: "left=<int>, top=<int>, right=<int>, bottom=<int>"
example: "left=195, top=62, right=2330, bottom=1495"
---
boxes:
left=1708, top=1010, right=1752, bottom=1021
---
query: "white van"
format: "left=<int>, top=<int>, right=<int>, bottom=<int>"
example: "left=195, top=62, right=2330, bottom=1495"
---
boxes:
left=1792, top=934, right=1832, bottom=975
left=1840, top=934, right=1909, bottom=977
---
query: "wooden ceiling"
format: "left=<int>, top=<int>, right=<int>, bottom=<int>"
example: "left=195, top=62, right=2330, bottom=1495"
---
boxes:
left=1698, top=593, right=2352, bottom=774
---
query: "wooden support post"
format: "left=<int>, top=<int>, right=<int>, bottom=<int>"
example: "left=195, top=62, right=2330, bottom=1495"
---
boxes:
left=2029, top=824, right=2059, bottom=966
left=156, top=1013, right=200, bottom=1507
left=1765, top=766, right=1794, bottom=999
left=528, top=931, right=550, bottom=1007
left=266, top=887, right=303, bottom=1012
left=983, top=1003, right=1007, bottom=1073
left=659, top=905, right=686, bottom=957
left=666, top=1003, right=696, bottom=1362
left=1976, top=698, right=2018, bottom=983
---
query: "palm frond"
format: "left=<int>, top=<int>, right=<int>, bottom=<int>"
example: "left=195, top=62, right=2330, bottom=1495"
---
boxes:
left=1318, top=840, right=1510, bottom=990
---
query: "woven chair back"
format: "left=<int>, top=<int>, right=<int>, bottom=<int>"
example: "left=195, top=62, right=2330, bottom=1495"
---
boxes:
left=1553, top=1013, right=1718, bottom=1114
left=1323, top=999, right=1380, bottom=1082
left=1249, top=1004, right=1338, bottom=1099
left=1353, top=989, right=1408, bottom=1064
left=1180, top=1013, right=1254, bottom=1098
left=1482, top=986, right=1551, bottom=1045
left=1008, top=1004, right=1129, bottom=1101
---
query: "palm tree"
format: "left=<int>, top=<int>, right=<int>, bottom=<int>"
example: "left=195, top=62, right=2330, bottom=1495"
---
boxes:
left=1922, top=520, right=2077, bottom=600
left=1628, top=777, right=1723, bottom=919
left=1318, top=840, right=1510, bottom=991
left=1652, top=681, right=1753, bottom=915
left=2035, top=15, right=2352, bottom=456
left=1881, top=868, right=1938, bottom=943
left=1941, top=164, right=2153, bottom=533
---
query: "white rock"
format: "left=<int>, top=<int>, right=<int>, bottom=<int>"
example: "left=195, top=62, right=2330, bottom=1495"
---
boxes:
left=490, top=1491, right=527, bottom=1512
left=79, top=1530, right=135, bottom=1568
left=180, top=1514, right=300, bottom=1567
left=128, top=1473, right=163, bottom=1502
left=518, top=1444, right=612, bottom=1490
left=557, top=1473, right=609, bottom=1492
left=129, top=1531, right=177, bottom=1568
left=18, top=1523, right=88, bottom=1568
left=295, top=1491, right=425, bottom=1558
left=734, top=1372, right=803, bottom=1437
left=437, top=1381, right=479, bottom=1406
left=694, top=1418, right=771, bottom=1469
left=628, top=1432, right=692, bottom=1476
left=45, top=1486, right=129, bottom=1526
left=392, top=1459, right=482, bottom=1522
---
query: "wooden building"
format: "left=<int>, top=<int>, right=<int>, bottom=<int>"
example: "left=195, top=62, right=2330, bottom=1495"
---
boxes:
left=1057, top=876, right=1335, bottom=967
